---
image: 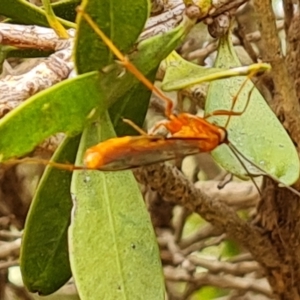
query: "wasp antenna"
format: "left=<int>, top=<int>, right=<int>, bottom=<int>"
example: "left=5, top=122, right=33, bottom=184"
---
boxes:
left=77, top=6, right=174, bottom=117
left=228, top=143, right=300, bottom=198
left=227, top=144, right=262, bottom=196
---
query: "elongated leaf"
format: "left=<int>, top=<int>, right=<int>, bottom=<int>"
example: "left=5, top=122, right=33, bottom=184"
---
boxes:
left=162, top=51, right=269, bottom=91
left=69, top=113, right=164, bottom=300
left=52, top=0, right=81, bottom=22
left=205, top=32, right=299, bottom=185
left=0, top=72, right=103, bottom=160
left=109, top=71, right=154, bottom=136
left=20, top=135, right=80, bottom=295
left=75, top=0, right=150, bottom=73
left=0, top=0, right=49, bottom=26
left=132, top=15, right=196, bottom=79
left=0, top=0, right=74, bottom=28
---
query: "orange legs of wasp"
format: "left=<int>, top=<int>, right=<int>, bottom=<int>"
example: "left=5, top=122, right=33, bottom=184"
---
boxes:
left=78, top=8, right=174, bottom=118
left=78, top=7, right=261, bottom=134
left=224, top=70, right=261, bottom=128
left=122, top=118, right=148, bottom=136
left=204, top=85, right=255, bottom=121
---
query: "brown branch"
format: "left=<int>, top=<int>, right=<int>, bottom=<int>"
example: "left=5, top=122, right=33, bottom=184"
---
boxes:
left=227, top=252, right=253, bottom=263
left=181, top=234, right=226, bottom=255
left=164, top=266, right=272, bottom=297
left=0, top=260, right=18, bottom=270
left=188, top=255, right=260, bottom=276
left=0, top=24, right=74, bottom=51
left=0, top=24, right=74, bottom=117
left=0, top=239, right=20, bottom=259
left=191, top=274, right=271, bottom=297
left=252, top=0, right=300, bottom=147
left=134, top=164, right=282, bottom=270
left=173, top=206, right=191, bottom=242
left=245, top=20, right=284, bottom=42
left=205, top=0, right=249, bottom=19
left=283, top=0, right=294, bottom=32
left=0, top=230, right=22, bottom=240
left=194, top=180, right=259, bottom=209
left=179, top=223, right=222, bottom=248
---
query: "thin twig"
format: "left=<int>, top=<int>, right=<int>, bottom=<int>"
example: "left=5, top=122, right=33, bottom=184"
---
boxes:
left=179, top=223, right=222, bottom=248
left=164, top=266, right=272, bottom=297
left=188, top=255, right=261, bottom=276
left=0, top=260, right=19, bottom=270
left=0, top=239, right=21, bottom=259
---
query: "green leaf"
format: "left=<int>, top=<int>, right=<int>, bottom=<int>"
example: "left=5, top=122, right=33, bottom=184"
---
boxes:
left=109, top=71, right=155, bottom=136
left=52, top=0, right=81, bottom=22
left=191, top=286, right=226, bottom=300
left=131, top=15, right=196, bottom=79
left=0, top=72, right=103, bottom=160
left=20, top=135, right=80, bottom=295
left=74, top=0, right=150, bottom=73
left=69, top=112, right=164, bottom=300
left=161, top=51, right=269, bottom=91
left=41, top=0, right=69, bottom=38
left=0, top=0, right=49, bottom=26
left=162, top=51, right=224, bottom=91
left=0, top=0, right=74, bottom=28
left=205, top=32, right=300, bottom=185
left=221, top=239, right=241, bottom=258
left=7, top=48, right=54, bottom=59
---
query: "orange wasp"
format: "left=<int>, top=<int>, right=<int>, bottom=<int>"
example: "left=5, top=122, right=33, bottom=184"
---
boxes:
left=84, top=114, right=228, bottom=170
left=76, top=10, right=300, bottom=197
left=79, top=11, right=250, bottom=170
left=11, top=9, right=299, bottom=196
